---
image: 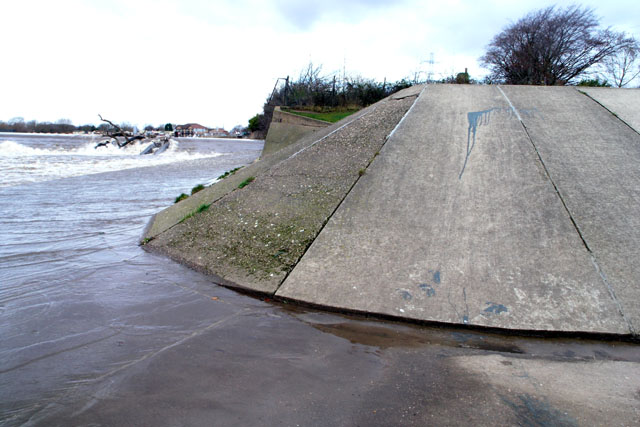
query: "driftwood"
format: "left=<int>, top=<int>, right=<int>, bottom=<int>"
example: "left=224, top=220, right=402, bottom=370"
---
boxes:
left=95, top=115, right=172, bottom=154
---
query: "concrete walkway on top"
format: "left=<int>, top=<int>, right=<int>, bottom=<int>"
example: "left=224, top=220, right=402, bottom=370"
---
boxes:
left=278, top=85, right=639, bottom=336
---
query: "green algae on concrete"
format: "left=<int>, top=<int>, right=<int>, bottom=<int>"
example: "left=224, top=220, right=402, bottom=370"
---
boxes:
left=145, top=89, right=420, bottom=293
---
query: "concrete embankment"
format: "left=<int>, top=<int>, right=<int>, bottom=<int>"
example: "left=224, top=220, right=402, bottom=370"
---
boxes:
left=261, top=107, right=331, bottom=157
left=145, top=85, right=421, bottom=293
left=145, top=84, right=640, bottom=337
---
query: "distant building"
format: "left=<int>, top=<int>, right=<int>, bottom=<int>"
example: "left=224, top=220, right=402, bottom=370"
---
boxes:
left=208, top=127, right=230, bottom=137
left=174, top=123, right=208, bottom=137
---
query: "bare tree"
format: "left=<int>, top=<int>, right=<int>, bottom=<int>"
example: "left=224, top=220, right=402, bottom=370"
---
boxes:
left=95, top=114, right=146, bottom=149
left=601, top=45, right=640, bottom=87
left=480, top=5, right=638, bottom=85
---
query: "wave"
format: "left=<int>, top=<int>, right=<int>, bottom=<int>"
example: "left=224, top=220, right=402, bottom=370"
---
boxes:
left=0, top=139, right=225, bottom=187
left=0, top=139, right=179, bottom=157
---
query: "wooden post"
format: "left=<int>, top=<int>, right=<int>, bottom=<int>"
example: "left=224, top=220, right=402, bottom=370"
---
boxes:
left=284, top=76, right=289, bottom=106
left=332, top=75, right=336, bottom=106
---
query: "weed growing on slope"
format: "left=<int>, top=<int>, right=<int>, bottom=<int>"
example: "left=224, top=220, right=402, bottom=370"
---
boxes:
left=191, top=184, right=205, bottom=195
left=217, top=167, right=243, bottom=180
left=179, top=203, right=211, bottom=223
left=174, top=193, right=189, bottom=203
left=238, top=176, right=255, bottom=189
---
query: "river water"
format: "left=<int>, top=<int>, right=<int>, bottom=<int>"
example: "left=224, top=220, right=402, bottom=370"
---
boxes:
left=0, top=133, right=263, bottom=422
left=1, top=133, right=639, bottom=426
left=0, top=133, right=262, bottom=284
left=0, top=133, right=263, bottom=323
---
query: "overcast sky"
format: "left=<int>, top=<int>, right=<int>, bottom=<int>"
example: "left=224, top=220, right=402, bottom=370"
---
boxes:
left=1, top=0, right=638, bottom=129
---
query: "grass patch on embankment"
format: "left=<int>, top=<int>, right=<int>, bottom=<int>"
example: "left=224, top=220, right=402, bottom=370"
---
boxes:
left=179, top=203, right=211, bottom=223
left=282, top=108, right=359, bottom=123
left=238, top=176, right=255, bottom=189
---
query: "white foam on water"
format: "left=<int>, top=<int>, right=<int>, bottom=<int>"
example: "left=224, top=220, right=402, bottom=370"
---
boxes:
left=0, top=139, right=224, bottom=187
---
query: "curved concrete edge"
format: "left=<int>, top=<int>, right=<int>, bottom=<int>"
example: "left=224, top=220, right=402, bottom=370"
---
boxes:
left=270, top=293, right=638, bottom=342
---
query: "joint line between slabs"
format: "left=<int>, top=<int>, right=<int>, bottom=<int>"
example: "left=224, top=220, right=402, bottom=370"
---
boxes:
left=497, top=85, right=634, bottom=335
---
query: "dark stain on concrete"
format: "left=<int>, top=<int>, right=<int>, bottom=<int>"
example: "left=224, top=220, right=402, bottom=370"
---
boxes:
left=430, top=269, right=441, bottom=284
left=485, top=302, right=509, bottom=315
left=399, top=290, right=413, bottom=301
left=460, top=108, right=497, bottom=179
left=418, top=283, right=436, bottom=297
left=418, top=270, right=441, bottom=297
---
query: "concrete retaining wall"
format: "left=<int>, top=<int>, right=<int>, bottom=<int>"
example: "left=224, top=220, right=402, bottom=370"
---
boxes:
left=262, top=107, right=331, bottom=157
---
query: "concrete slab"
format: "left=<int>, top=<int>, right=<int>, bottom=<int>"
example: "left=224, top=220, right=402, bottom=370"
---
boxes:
left=501, top=85, right=640, bottom=334
left=146, top=94, right=419, bottom=294
left=579, top=87, right=640, bottom=133
left=143, top=104, right=379, bottom=240
left=278, top=84, right=629, bottom=334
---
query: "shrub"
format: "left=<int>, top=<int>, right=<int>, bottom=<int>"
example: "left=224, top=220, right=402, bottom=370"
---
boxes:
left=174, top=193, right=188, bottom=203
left=196, top=203, right=210, bottom=213
left=577, top=78, right=611, bottom=87
left=191, top=184, right=205, bottom=195
left=217, top=167, right=243, bottom=180
left=238, top=176, right=255, bottom=189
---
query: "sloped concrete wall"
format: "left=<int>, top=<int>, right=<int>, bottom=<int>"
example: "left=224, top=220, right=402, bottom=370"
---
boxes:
left=279, top=85, right=633, bottom=335
left=145, top=89, right=420, bottom=293
left=145, top=84, right=640, bottom=336
left=579, top=87, right=640, bottom=133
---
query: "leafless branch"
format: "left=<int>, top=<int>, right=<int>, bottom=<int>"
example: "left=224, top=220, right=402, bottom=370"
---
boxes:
left=601, top=44, right=640, bottom=87
left=98, top=114, right=123, bottom=133
left=95, top=115, right=169, bottom=151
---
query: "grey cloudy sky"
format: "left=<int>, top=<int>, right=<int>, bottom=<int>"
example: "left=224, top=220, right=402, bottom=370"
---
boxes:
left=1, top=0, right=638, bottom=129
